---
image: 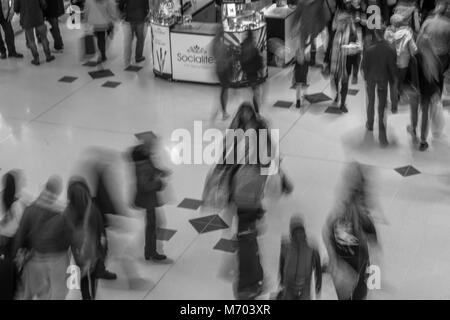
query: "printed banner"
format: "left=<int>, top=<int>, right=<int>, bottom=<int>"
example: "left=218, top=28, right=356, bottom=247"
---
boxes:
left=151, top=23, right=172, bottom=76
left=171, top=33, right=218, bottom=84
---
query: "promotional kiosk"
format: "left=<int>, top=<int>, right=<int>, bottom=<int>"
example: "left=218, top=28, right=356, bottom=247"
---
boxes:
left=150, top=0, right=269, bottom=87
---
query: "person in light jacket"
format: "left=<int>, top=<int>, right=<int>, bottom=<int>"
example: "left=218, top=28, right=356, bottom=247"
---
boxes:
left=84, top=0, right=118, bottom=64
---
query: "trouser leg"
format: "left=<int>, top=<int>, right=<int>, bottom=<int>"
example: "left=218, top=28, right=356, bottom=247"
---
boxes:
left=25, top=28, right=39, bottom=59
left=95, top=31, right=106, bottom=59
left=420, top=98, right=430, bottom=142
left=123, top=22, right=133, bottom=65
left=135, top=22, right=145, bottom=60
left=366, top=80, right=376, bottom=128
left=377, top=81, right=388, bottom=142
left=145, top=208, right=157, bottom=257
left=35, top=24, right=52, bottom=58
left=220, top=86, right=228, bottom=114
left=48, top=17, right=64, bottom=50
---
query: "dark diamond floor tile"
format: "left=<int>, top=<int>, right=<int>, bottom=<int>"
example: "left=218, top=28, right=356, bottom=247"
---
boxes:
left=88, top=69, right=114, bottom=79
left=134, top=131, right=156, bottom=141
left=273, top=100, right=292, bottom=109
left=125, top=65, right=143, bottom=72
left=59, top=76, right=78, bottom=83
left=304, top=92, right=332, bottom=104
left=102, top=81, right=121, bottom=88
left=209, top=215, right=229, bottom=228
left=404, top=166, right=420, bottom=176
left=201, top=223, right=229, bottom=234
left=178, top=198, right=203, bottom=210
left=325, top=106, right=342, bottom=114
left=156, top=228, right=177, bottom=241
left=348, top=89, right=359, bottom=96
left=83, top=61, right=98, bottom=67
left=189, top=221, right=208, bottom=234
left=188, top=214, right=216, bottom=231
left=214, top=239, right=238, bottom=253
left=395, top=165, right=421, bottom=177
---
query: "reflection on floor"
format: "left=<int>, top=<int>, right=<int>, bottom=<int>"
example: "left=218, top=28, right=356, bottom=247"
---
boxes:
left=1, top=22, right=450, bottom=300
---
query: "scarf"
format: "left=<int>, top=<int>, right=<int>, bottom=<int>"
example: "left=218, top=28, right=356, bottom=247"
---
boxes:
left=330, top=25, right=351, bottom=80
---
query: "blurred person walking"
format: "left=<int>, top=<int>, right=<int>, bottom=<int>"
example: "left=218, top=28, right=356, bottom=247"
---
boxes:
left=323, top=162, right=378, bottom=300
left=277, top=216, right=322, bottom=300
left=13, top=176, right=71, bottom=300
left=212, top=24, right=232, bottom=121
left=330, top=12, right=363, bottom=113
left=240, top=31, right=264, bottom=114
left=362, top=28, right=397, bottom=146
left=119, top=0, right=149, bottom=67
left=14, top=0, right=55, bottom=65
left=0, top=171, right=26, bottom=300
left=44, top=0, right=65, bottom=53
left=84, top=0, right=118, bottom=64
left=407, top=35, right=443, bottom=151
left=292, top=44, right=310, bottom=109
left=384, top=14, right=418, bottom=113
left=131, top=134, right=170, bottom=262
left=0, top=0, right=23, bottom=59
left=65, top=177, right=105, bottom=300
left=419, top=1, right=450, bottom=95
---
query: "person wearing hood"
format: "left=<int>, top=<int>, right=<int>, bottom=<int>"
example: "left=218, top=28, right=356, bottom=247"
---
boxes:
left=64, top=177, right=105, bottom=300
left=13, top=175, right=71, bottom=300
left=131, top=134, right=169, bottom=262
left=323, top=162, right=378, bottom=300
left=278, top=216, right=322, bottom=300
left=384, top=13, right=418, bottom=113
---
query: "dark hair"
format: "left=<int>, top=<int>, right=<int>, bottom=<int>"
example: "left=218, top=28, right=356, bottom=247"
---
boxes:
left=1, top=171, right=18, bottom=225
left=67, top=177, right=92, bottom=226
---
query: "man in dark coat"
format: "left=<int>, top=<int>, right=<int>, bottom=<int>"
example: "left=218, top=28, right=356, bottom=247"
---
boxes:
left=0, top=0, right=23, bottom=59
left=119, top=0, right=149, bottom=66
left=14, top=0, right=55, bottom=65
left=362, top=28, right=397, bottom=146
left=44, top=0, right=65, bottom=52
left=131, top=138, right=168, bottom=261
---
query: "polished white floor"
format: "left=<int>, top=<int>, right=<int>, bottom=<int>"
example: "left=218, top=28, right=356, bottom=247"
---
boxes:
left=1, top=21, right=450, bottom=300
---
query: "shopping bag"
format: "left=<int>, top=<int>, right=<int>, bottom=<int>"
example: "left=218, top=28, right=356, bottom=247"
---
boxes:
left=81, top=33, right=96, bottom=57
left=430, top=94, right=446, bottom=138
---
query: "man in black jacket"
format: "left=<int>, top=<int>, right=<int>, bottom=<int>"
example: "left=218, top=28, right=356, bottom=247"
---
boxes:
left=14, top=0, right=55, bottom=65
left=131, top=136, right=168, bottom=261
left=362, top=28, right=397, bottom=146
left=44, top=0, right=65, bottom=52
left=119, top=0, right=149, bottom=67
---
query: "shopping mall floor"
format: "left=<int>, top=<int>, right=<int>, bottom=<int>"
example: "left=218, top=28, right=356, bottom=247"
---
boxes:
left=1, top=25, right=450, bottom=300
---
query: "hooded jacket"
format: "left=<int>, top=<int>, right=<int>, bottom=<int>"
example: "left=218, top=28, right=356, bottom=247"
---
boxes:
left=13, top=190, right=71, bottom=256
left=131, top=144, right=163, bottom=210
left=279, top=225, right=322, bottom=299
left=384, top=26, right=417, bottom=68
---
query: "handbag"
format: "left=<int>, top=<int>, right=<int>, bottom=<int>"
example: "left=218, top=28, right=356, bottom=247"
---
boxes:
left=82, top=32, right=96, bottom=57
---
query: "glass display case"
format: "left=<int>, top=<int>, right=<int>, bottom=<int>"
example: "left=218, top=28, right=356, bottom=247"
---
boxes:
left=221, top=2, right=266, bottom=32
